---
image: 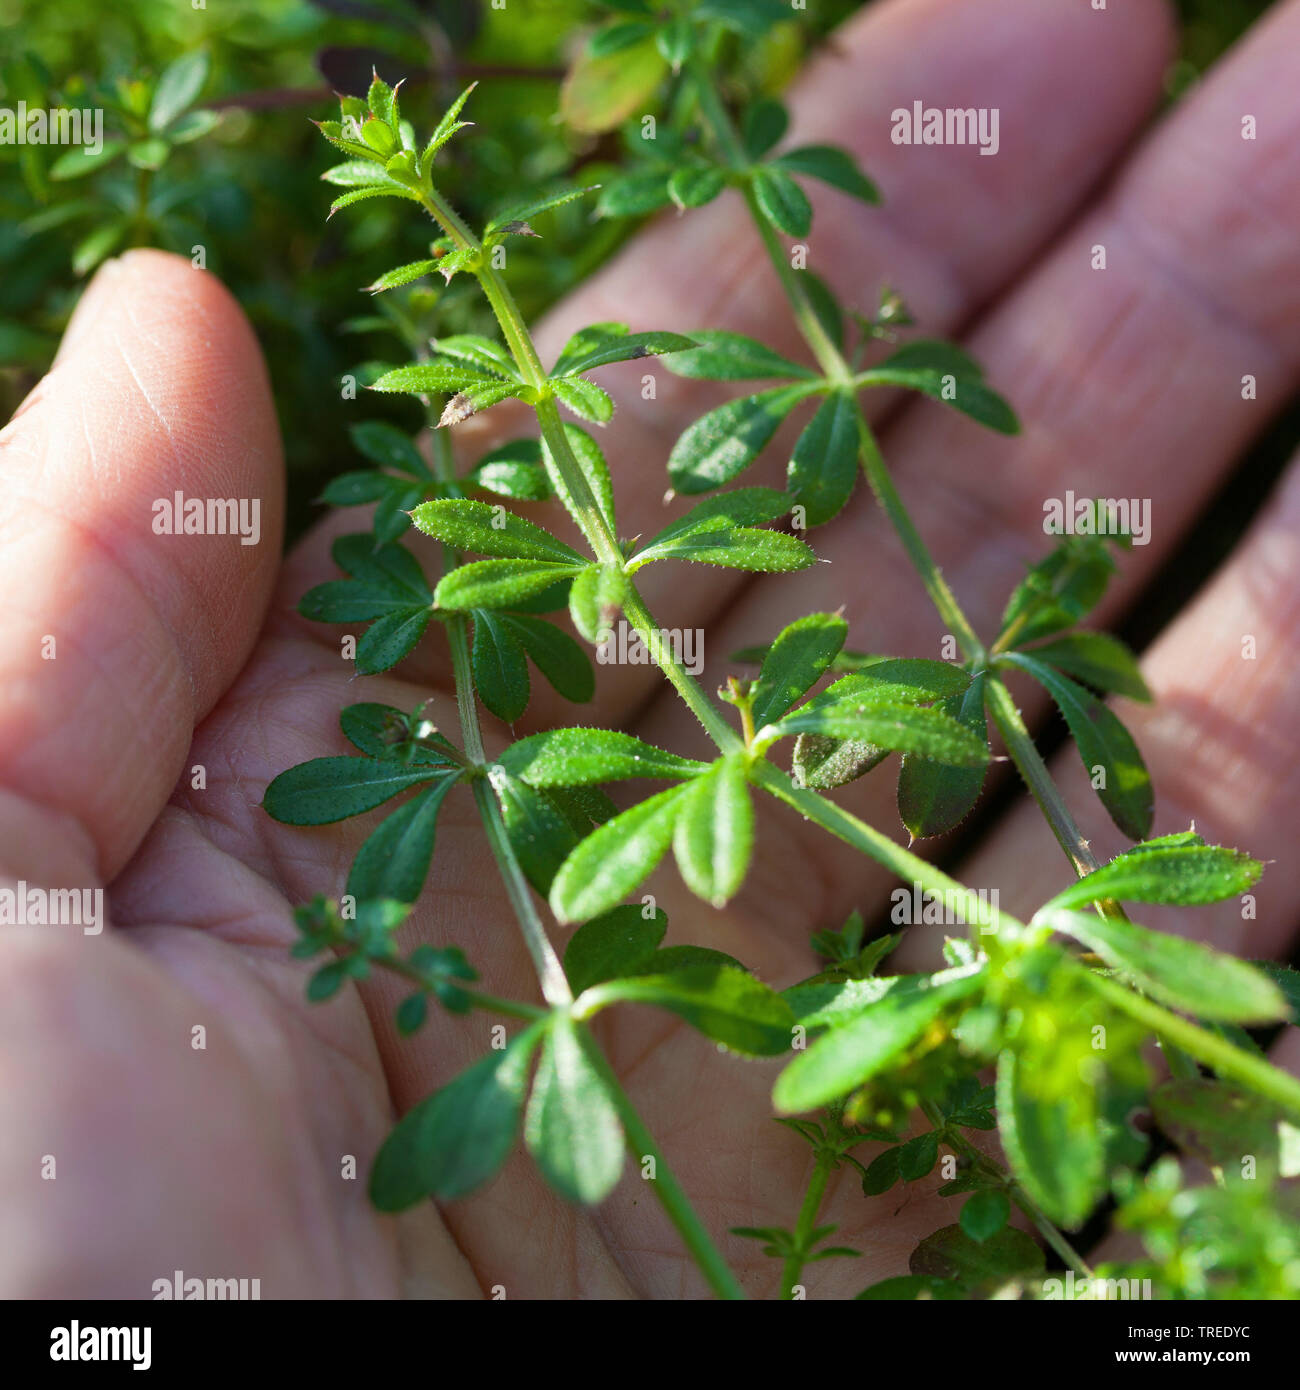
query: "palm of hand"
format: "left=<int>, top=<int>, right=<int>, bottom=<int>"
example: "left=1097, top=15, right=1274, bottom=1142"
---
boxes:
left=4, top=0, right=1300, bottom=1299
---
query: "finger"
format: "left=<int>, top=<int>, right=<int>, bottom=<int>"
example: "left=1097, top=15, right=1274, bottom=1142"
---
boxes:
left=655, top=0, right=1300, bottom=930
left=279, top=0, right=1172, bottom=722
left=0, top=249, right=284, bottom=880
left=899, top=448, right=1300, bottom=973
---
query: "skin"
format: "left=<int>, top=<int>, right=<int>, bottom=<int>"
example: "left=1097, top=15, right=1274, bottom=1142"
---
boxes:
left=1, top=0, right=1298, bottom=1299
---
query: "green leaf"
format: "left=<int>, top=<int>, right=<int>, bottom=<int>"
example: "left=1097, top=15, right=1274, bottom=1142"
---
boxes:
left=1022, top=631, right=1151, bottom=702
left=1042, top=833, right=1262, bottom=912
left=551, top=375, right=615, bottom=424
left=696, top=0, right=792, bottom=36
left=1149, top=1078, right=1284, bottom=1171
left=371, top=362, right=501, bottom=397
left=668, top=384, right=820, bottom=493
left=1041, top=908, right=1287, bottom=1024
left=568, top=563, right=628, bottom=644
left=525, top=1015, right=625, bottom=1203
left=329, top=185, right=420, bottom=216
left=552, top=324, right=698, bottom=377
left=340, top=703, right=459, bottom=764
left=959, top=1189, right=1010, bottom=1243
left=771, top=702, right=988, bottom=768
left=149, top=50, right=209, bottom=132
left=541, top=424, right=617, bottom=536
left=49, top=141, right=126, bottom=180
left=347, top=775, right=459, bottom=903
left=802, top=270, right=845, bottom=350
left=560, top=36, right=669, bottom=134
left=672, top=755, right=753, bottom=907
left=655, top=16, right=693, bottom=70
left=897, top=674, right=990, bottom=839
left=263, top=757, right=443, bottom=826
left=861, top=1146, right=901, bottom=1196
left=596, top=170, right=672, bottom=218
left=788, top=389, right=859, bottom=526
left=356, top=607, right=432, bottom=673
left=579, top=964, right=794, bottom=1057
left=500, top=614, right=595, bottom=705
left=1257, top=962, right=1300, bottom=1023
left=439, top=382, right=527, bottom=427
left=320, top=471, right=396, bottom=508
left=370, top=1024, right=542, bottom=1209
left=431, top=334, right=521, bottom=380
left=421, top=82, right=477, bottom=170
left=910, top=1224, right=1045, bottom=1292
left=998, top=535, right=1119, bottom=647
left=632, top=523, right=815, bottom=574
left=742, top=98, right=789, bottom=160
left=307, top=959, right=350, bottom=1002
left=468, top=441, right=551, bottom=501
left=472, top=611, right=530, bottom=722
left=1001, top=656, right=1152, bottom=839
left=636, top=487, right=793, bottom=558
left=751, top=613, right=848, bottom=729
left=435, top=559, right=584, bottom=612
left=997, top=1046, right=1104, bottom=1229
left=410, top=498, right=582, bottom=565
left=668, top=165, right=726, bottom=209
left=751, top=166, right=812, bottom=237
left=563, top=904, right=667, bottom=995
left=659, top=329, right=816, bottom=382
left=792, top=733, right=888, bottom=791
left=486, top=185, right=600, bottom=235
left=71, top=218, right=129, bottom=275
left=350, top=421, right=429, bottom=477
left=366, top=259, right=442, bottom=293
left=492, top=772, right=580, bottom=895
left=587, top=19, right=657, bottom=56
left=499, top=728, right=709, bottom=787
left=771, top=145, right=880, bottom=204
left=321, top=160, right=405, bottom=189
left=860, top=343, right=1019, bottom=435
left=898, top=1131, right=940, bottom=1181
left=168, top=109, right=220, bottom=144
left=773, top=966, right=985, bottom=1112
left=550, top=785, right=688, bottom=924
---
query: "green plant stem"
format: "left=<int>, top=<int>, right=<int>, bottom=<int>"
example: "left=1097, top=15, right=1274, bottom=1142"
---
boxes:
left=416, top=184, right=622, bottom=566
left=855, top=410, right=985, bottom=662
left=418, top=307, right=743, bottom=1297
left=621, top=586, right=743, bottom=751
left=984, top=676, right=1100, bottom=880
left=415, top=184, right=743, bottom=750
left=426, top=413, right=572, bottom=1005
left=781, top=1148, right=835, bottom=1299
left=686, top=54, right=846, bottom=383
left=576, top=1025, right=747, bottom=1301
left=752, top=760, right=1015, bottom=938
left=1086, top=971, right=1300, bottom=1121
left=376, top=953, right=546, bottom=1022
left=923, top=1101, right=1092, bottom=1280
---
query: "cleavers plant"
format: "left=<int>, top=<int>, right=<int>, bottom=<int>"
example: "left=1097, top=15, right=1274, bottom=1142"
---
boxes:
left=265, top=7, right=1300, bottom=1301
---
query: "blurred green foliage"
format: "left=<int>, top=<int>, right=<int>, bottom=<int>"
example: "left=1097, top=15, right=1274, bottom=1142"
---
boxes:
left=0, top=0, right=1282, bottom=538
